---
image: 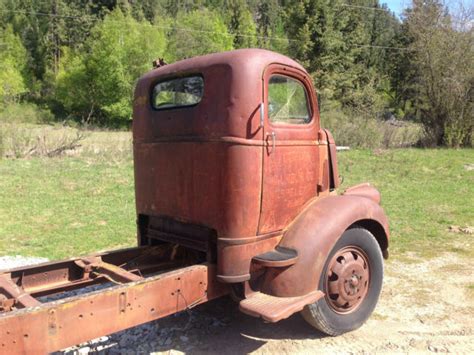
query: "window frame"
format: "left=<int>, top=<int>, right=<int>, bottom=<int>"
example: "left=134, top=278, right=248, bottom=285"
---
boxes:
left=264, top=67, right=316, bottom=134
left=266, top=74, right=313, bottom=126
left=150, top=74, right=205, bottom=112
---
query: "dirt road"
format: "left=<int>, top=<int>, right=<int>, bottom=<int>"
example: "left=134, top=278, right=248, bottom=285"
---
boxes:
left=63, top=251, right=473, bottom=354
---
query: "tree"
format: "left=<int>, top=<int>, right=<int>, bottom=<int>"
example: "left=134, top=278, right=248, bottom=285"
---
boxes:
left=0, top=25, right=29, bottom=106
left=55, top=8, right=167, bottom=124
left=225, top=0, right=258, bottom=49
left=165, top=9, right=233, bottom=61
left=405, top=0, right=473, bottom=146
left=285, top=0, right=356, bottom=102
left=0, top=0, right=101, bottom=101
left=285, top=1, right=400, bottom=113
left=255, top=0, right=288, bottom=53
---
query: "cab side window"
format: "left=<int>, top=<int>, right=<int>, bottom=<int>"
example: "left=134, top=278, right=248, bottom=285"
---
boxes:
left=268, top=75, right=311, bottom=124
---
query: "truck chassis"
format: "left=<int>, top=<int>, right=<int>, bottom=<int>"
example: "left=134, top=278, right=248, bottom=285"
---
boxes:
left=0, top=245, right=228, bottom=353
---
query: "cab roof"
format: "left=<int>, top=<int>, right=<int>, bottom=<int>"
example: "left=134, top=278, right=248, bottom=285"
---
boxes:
left=140, top=48, right=307, bottom=81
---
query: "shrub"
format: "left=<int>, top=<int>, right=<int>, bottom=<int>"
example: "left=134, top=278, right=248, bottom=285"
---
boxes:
left=0, top=123, right=86, bottom=159
left=0, top=103, right=54, bottom=124
left=321, top=105, right=382, bottom=149
left=320, top=103, right=423, bottom=149
left=380, top=120, right=423, bottom=148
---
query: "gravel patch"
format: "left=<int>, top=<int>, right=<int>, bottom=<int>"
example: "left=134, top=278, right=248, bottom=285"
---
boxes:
left=58, top=301, right=232, bottom=354
left=0, top=255, right=49, bottom=272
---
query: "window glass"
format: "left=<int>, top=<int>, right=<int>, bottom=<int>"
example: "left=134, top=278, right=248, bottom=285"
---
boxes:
left=268, top=75, right=311, bottom=124
left=152, top=76, right=203, bottom=110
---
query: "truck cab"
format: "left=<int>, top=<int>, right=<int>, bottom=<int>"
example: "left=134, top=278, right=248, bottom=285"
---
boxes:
left=133, top=49, right=389, bottom=334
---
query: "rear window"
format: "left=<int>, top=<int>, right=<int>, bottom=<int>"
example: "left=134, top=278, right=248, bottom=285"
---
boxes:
left=151, top=76, right=204, bottom=110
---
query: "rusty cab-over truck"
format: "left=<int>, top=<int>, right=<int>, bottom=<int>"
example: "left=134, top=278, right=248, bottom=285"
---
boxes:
left=0, top=49, right=389, bottom=353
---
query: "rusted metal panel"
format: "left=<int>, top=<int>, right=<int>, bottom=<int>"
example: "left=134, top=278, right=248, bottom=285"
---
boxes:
left=0, top=264, right=228, bottom=354
left=134, top=142, right=262, bottom=240
left=344, top=183, right=381, bottom=204
left=260, top=192, right=390, bottom=297
left=258, top=144, right=319, bottom=233
left=258, top=64, right=320, bottom=234
left=133, top=49, right=312, bottom=246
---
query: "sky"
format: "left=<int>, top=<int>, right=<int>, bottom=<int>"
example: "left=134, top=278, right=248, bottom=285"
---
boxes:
left=382, top=0, right=410, bottom=17
left=382, top=0, right=466, bottom=18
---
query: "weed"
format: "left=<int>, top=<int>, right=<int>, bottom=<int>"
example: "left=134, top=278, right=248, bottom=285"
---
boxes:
left=0, top=123, right=87, bottom=159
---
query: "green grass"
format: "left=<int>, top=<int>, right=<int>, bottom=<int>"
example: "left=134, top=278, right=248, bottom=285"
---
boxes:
left=0, top=132, right=473, bottom=260
left=0, top=157, right=136, bottom=259
left=0, top=129, right=135, bottom=259
left=338, top=149, right=474, bottom=257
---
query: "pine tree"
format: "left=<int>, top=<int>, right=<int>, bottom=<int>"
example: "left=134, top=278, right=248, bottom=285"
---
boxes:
left=225, top=0, right=257, bottom=48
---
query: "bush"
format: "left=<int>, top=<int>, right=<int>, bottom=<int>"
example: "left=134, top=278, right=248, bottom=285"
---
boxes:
left=321, top=105, right=382, bottom=149
left=380, top=120, right=423, bottom=148
left=0, top=123, right=86, bottom=159
left=0, top=103, right=54, bottom=124
left=321, top=103, right=423, bottom=149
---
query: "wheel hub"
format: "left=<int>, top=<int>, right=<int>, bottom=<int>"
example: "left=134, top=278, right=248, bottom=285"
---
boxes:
left=325, top=246, right=370, bottom=313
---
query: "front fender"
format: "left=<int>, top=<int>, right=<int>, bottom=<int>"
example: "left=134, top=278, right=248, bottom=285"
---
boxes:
left=260, top=187, right=389, bottom=297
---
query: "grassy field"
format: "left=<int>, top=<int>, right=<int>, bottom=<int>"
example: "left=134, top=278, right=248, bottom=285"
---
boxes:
left=0, top=129, right=473, bottom=260
left=0, top=130, right=135, bottom=259
left=339, top=148, right=474, bottom=258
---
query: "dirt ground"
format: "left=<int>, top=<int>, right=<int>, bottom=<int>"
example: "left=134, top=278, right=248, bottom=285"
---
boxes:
left=72, top=249, right=473, bottom=354
left=61, top=248, right=474, bottom=354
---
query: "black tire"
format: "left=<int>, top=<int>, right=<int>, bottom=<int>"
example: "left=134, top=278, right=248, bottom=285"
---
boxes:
left=301, top=227, right=383, bottom=336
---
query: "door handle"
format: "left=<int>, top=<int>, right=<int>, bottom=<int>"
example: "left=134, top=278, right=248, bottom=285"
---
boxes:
left=267, top=131, right=276, bottom=154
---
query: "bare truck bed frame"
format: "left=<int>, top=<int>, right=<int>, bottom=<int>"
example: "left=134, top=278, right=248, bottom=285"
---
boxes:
left=0, top=245, right=228, bottom=353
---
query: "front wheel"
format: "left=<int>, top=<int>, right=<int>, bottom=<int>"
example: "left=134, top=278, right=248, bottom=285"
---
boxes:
left=301, top=227, right=383, bottom=336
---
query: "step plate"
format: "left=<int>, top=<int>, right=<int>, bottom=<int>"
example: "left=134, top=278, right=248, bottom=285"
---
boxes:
left=239, top=290, right=324, bottom=323
left=252, top=246, right=298, bottom=267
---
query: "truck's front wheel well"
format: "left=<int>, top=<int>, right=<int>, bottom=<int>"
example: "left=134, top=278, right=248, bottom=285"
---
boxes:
left=350, top=219, right=388, bottom=252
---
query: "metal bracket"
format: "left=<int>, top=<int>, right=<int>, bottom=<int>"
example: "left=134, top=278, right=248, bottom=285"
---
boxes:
left=75, top=257, right=143, bottom=284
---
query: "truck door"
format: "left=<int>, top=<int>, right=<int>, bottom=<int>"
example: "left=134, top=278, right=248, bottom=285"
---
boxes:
left=258, top=64, right=320, bottom=234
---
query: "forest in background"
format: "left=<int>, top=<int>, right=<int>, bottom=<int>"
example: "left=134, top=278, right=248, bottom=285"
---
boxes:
left=0, top=0, right=472, bottom=147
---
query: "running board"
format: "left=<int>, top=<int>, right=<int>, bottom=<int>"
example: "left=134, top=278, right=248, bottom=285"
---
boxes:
left=239, top=290, right=324, bottom=323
